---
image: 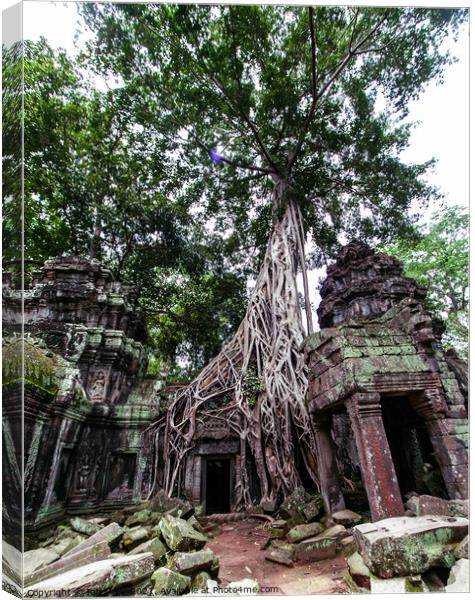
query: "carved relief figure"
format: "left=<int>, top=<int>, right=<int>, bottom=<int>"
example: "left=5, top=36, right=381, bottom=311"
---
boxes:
left=90, top=370, right=106, bottom=401
left=77, top=454, right=92, bottom=492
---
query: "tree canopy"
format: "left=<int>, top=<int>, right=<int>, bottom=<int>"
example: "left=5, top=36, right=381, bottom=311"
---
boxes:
left=80, top=4, right=466, bottom=266
left=3, top=5, right=467, bottom=379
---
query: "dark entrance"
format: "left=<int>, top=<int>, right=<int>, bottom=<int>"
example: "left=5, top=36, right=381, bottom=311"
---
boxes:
left=381, top=396, right=447, bottom=498
left=204, top=457, right=231, bottom=514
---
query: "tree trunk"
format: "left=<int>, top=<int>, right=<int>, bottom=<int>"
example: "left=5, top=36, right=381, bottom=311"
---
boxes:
left=147, top=180, right=319, bottom=507
left=89, top=211, right=102, bottom=259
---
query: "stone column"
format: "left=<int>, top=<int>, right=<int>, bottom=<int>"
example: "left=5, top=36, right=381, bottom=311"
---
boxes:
left=346, top=392, right=404, bottom=521
left=412, top=390, right=468, bottom=499
left=313, top=412, right=346, bottom=515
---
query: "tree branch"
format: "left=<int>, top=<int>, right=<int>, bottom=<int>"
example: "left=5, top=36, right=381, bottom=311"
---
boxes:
left=287, top=7, right=317, bottom=173
left=287, top=11, right=389, bottom=174
left=146, top=14, right=279, bottom=174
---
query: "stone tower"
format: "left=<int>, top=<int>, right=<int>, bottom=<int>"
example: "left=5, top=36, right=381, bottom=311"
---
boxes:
left=305, top=242, right=468, bottom=521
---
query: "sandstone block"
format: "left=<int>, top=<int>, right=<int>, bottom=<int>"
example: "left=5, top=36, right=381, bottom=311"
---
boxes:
left=346, top=551, right=371, bottom=590
left=62, top=522, right=123, bottom=558
left=125, top=509, right=152, bottom=527
left=332, top=509, right=362, bottom=527
left=321, top=524, right=347, bottom=538
left=151, top=566, right=191, bottom=595
left=25, top=552, right=155, bottom=597
left=159, top=515, right=208, bottom=551
left=170, top=549, right=216, bottom=576
left=302, top=496, right=323, bottom=522
left=70, top=516, right=102, bottom=536
left=122, top=525, right=151, bottom=548
left=128, top=536, right=167, bottom=562
left=286, top=522, right=324, bottom=543
left=264, top=547, right=294, bottom=566
left=293, top=524, right=347, bottom=562
left=49, top=535, right=84, bottom=557
left=445, top=558, right=469, bottom=592
left=279, top=486, right=308, bottom=522
left=354, top=515, right=468, bottom=578
left=23, top=548, right=60, bottom=578
left=406, top=494, right=468, bottom=518
left=293, top=535, right=338, bottom=562
left=25, top=541, right=111, bottom=587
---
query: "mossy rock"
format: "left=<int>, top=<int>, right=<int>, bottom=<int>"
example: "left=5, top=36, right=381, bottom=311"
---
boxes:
left=70, top=517, right=102, bottom=537
left=151, top=567, right=191, bottom=595
left=159, top=515, right=208, bottom=552
left=287, top=522, right=324, bottom=544
left=168, top=549, right=216, bottom=576
left=128, top=536, right=167, bottom=563
left=122, top=525, right=150, bottom=548
left=124, top=509, right=152, bottom=528
left=191, top=571, right=212, bottom=592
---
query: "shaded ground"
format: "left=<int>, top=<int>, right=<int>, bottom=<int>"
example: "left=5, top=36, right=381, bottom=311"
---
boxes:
left=206, top=520, right=349, bottom=595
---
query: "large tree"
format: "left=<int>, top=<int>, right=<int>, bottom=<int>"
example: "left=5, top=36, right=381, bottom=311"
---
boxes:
left=80, top=4, right=466, bottom=505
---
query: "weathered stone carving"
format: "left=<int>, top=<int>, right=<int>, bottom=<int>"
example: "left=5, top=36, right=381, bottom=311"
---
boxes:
left=2, top=256, right=161, bottom=536
left=305, top=241, right=468, bottom=521
left=89, top=370, right=106, bottom=401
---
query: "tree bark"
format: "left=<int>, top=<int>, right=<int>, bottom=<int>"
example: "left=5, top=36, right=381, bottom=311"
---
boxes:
left=146, top=180, right=319, bottom=507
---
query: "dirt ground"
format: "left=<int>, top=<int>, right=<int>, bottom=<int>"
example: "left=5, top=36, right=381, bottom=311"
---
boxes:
left=206, top=520, right=350, bottom=595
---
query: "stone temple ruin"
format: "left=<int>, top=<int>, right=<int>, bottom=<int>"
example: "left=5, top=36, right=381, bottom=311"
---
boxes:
left=304, top=242, right=468, bottom=521
left=2, top=244, right=468, bottom=543
left=2, top=257, right=160, bottom=541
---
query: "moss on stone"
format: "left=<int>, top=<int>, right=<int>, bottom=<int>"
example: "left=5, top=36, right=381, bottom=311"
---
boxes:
left=2, top=336, right=63, bottom=395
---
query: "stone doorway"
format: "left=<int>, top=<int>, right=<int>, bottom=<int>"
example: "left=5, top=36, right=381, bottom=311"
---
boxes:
left=381, top=396, right=447, bottom=499
left=202, top=456, right=232, bottom=514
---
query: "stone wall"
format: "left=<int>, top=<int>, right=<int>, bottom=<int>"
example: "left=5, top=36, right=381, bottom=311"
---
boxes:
left=2, top=256, right=161, bottom=538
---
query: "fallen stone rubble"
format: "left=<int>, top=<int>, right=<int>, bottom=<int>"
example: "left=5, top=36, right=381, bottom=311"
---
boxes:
left=262, top=488, right=363, bottom=568
left=345, top=498, right=469, bottom=593
left=24, top=496, right=221, bottom=597
left=23, top=489, right=470, bottom=595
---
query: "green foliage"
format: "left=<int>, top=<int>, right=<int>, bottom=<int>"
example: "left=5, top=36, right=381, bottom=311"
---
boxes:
left=242, top=368, right=266, bottom=408
left=3, top=6, right=467, bottom=376
left=144, top=263, right=247, bottom=379
left=383, top=206, right=468, bottom=356
left=80, top=4, right=467, bottom=267
left=2, top=41, right=22, bottom=273
left=2, top=38, right=248, bottom=373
